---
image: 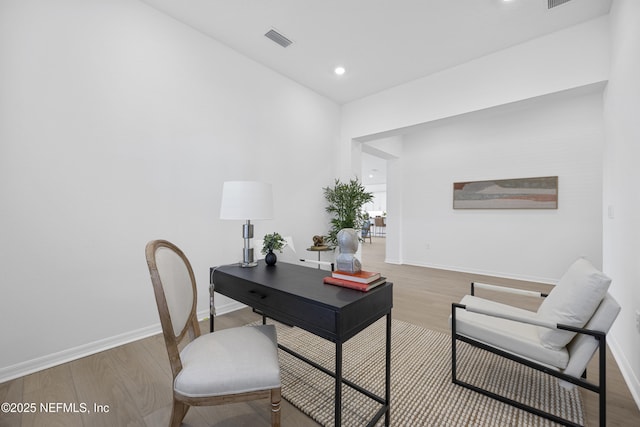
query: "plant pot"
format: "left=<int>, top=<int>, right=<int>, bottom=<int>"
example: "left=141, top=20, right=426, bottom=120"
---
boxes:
left=265, top=250, right=277, bottom=266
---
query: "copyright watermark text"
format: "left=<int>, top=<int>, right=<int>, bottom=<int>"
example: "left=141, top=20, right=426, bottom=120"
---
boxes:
left=1, top=402, right=110, bottom=414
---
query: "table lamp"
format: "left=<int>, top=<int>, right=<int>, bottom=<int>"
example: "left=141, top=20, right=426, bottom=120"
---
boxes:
left=220, top=181, right=274, bottom=267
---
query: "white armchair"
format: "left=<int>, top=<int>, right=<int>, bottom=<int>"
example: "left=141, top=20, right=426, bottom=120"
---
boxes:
left=450, top=258, right=620, bottom=427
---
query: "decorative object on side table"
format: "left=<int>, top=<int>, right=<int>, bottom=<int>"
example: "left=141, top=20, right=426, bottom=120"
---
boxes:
left=305, top=235, right=335, bottom=270
left=311, top=235, right=328, bottom=249
left=261, top=232, right=286, bottom=266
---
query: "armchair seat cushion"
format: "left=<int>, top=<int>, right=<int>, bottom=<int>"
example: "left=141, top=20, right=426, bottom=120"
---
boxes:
left=175, top=325, right=281, bottom=398
left=454, top=295, right=569, bottom=370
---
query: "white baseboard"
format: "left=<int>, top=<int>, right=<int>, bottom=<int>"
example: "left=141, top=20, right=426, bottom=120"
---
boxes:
left=608, top=332, right=640, bottom=411
left=0, top=323, right=161, bottom=384
left=0, top=305, right=247, bottom=384
left=401, top=258, right=557, bottom=285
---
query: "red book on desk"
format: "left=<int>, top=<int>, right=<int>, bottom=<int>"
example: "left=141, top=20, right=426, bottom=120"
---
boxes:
left=331, top=270, right=381, bottom=284
left=323, top=276, right=386, bottom=292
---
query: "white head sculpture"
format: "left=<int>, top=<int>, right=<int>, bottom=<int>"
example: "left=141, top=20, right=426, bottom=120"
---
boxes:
left=335, top=228, right=362, bottom=273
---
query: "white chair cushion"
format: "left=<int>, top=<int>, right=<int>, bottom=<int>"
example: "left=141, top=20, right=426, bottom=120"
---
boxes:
left=537, top=258, right=611, bottom=350
left=453, top=295, right=569, bottom=369
left=562, top=293, right=620, bottom=381
left=175, top=325, right=281, bottom=398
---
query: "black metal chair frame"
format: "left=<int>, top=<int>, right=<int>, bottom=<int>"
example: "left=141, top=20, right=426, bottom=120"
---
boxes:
left=361, top=221, right=372, bottom=243
left=451, top=286, right=608, bottom=427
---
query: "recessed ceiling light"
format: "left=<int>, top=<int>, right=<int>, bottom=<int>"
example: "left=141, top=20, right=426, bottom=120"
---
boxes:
left=334, top=66, right=346, bottom=76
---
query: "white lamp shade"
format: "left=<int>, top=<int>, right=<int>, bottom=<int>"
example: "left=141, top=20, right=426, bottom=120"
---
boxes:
left=220, top=181, right=274, bottom=220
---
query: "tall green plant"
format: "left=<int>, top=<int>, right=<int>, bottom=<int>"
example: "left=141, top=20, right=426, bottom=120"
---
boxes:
left=323, top=178, right=374, bottom=245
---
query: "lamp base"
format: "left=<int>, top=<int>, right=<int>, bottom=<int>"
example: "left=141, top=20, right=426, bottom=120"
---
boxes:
left=241, top=244, right=257, bottom=267
left=240, top=261, right=258, bottom=268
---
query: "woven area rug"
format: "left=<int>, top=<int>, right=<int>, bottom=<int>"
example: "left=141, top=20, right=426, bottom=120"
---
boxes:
left=256, top=318, right=584, bottom=426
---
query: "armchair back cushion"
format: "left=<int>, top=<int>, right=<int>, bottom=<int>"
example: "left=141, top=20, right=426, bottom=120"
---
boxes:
left=537, top=258, right=611, bottom=350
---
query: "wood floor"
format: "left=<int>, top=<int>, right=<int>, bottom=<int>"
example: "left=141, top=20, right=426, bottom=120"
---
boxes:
left=1, top=238, right=638, bottom=426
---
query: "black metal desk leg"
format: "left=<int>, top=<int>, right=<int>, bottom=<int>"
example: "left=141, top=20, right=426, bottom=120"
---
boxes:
left=335, top=341, right=343, bottom=426
left=385, top=312, right=391, bottom=426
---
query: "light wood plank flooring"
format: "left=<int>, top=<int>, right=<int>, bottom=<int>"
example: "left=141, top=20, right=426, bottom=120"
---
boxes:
left=1, top=238, right=638, bottom=426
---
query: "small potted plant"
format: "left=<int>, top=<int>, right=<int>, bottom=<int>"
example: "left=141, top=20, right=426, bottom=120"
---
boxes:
left=261, top=232, right=286, bottom=266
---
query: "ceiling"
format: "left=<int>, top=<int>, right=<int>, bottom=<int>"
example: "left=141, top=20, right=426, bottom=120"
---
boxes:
left=141, top=0, right=611, bottom=105
left=140, top=0, right=611, bottom=188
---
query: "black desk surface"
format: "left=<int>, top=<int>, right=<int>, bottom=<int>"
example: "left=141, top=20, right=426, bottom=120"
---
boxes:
left=212, top=261, right=393, bottom=343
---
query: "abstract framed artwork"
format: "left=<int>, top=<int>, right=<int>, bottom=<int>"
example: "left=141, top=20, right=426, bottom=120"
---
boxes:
left=453, top=176, right=558, bottom=209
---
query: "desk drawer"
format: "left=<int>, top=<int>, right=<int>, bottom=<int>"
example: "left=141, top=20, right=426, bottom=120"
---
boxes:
left=215, top=279, right=338, bottom=339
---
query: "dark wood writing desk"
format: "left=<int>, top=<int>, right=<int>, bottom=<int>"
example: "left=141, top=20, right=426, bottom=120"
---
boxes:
left=210, top=261, right=393, bottom=427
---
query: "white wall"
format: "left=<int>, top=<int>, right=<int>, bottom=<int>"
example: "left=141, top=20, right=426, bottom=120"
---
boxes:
left=343, top=16, right=610, bottom=281
left=400, top=89, right=604, bottom=283
left=341, top=16, right=610, bottom=145
left=0, top=0, right=340, bottom=381
left=603, top=0, right=640, bottom=407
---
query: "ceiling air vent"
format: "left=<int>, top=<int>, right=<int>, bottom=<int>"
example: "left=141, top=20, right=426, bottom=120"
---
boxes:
left=548, top=0, right=572, bottom=8
left=265, top=29, right=293, bottom=48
